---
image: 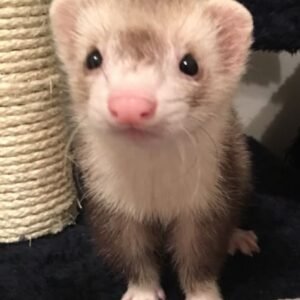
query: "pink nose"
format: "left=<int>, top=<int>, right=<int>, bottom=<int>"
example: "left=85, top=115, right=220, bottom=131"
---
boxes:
left=108, top=91, right=157, bottom=125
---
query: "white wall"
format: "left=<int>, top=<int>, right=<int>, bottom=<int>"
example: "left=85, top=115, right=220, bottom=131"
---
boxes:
left=235, top=51, right=300, bottom=157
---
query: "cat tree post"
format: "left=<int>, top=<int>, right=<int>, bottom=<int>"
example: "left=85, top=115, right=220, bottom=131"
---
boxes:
left=0, top=0, right=77, bottom=243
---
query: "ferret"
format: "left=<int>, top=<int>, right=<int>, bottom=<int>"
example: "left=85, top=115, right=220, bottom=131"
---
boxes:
left=50, top=0, right=259, bottom=299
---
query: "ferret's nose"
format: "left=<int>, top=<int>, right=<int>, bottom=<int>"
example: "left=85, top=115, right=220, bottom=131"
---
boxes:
left=108, top=92, right=157, bottom=125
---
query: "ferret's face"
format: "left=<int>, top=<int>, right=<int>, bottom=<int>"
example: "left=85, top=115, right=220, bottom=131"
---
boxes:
left=50, top=0, right=253, bottom=140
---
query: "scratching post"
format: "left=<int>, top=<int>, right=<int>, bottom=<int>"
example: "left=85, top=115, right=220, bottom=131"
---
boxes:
left=0, top=0, right=77, bottom=243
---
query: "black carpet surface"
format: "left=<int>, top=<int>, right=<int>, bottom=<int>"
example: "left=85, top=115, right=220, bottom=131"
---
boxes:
left=239, top=0, right=300, bottom=52
left=1, top=138, right=300, bottom=300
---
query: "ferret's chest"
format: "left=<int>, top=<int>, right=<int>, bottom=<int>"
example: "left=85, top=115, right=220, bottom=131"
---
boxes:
left=91, top=138, right=219, bottom=222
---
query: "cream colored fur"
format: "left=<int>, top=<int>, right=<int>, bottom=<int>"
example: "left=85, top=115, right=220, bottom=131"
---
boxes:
left=79, top=107, right=229, bottom=223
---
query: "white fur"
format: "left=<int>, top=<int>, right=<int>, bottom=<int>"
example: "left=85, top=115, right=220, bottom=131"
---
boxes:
left=121, top=284, right=165, bottom=300
left=186, top=282, right=222, bottom=300
left=80, top=107, right=228, bottom=223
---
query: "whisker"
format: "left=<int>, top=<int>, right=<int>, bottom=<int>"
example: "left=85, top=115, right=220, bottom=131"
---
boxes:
left=163, top=96, right=188, bottom=104
left=165, top=127, right=187, bottom=174
left=163, top=94, right=203, bottom=106
left=63, top=117, right=88, bottom=209
left=179, top=125, right=201, bottom=177
left=176, top=138, right=186, bottom=174
left=64, top=117, right=86, bottom=170
left=101, top=67, right=110, bottom=85
left=77, top=189, right=90, bottom=210
left=180, top=125, right=201, bottom=204
left=187, top=115, right=220, bottom=191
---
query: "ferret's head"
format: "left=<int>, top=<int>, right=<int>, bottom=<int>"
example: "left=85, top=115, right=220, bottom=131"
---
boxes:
left=50, top=0, right=253, bottom=140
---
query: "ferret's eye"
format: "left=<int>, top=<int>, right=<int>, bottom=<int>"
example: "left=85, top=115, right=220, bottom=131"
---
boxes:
left=86, top=49, right=103, bottom=70
left=179, top=54, right=198, bottom=76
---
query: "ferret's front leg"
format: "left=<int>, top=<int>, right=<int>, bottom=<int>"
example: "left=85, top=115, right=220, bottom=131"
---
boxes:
left=168, top=214, right=230, bottom=300
left=87, top=205, right=164, bottom=300
left=116, top=217, right=165, bottom=300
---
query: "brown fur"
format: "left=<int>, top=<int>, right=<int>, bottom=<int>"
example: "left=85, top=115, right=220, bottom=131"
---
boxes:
left=117, top=28, right=164, bottom=64
left=87, top=201, right=162, bottom=285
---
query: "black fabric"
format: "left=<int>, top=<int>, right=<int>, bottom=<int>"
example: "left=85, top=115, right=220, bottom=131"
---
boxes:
left=1, top=138, right=300, bottom=300
left=286, top=130, right=300, bottom=171
left=238, top=0, right=300, bottom=52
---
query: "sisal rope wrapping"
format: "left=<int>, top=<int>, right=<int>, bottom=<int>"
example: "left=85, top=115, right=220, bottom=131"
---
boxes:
left=0, top=0, right=77, bottom=243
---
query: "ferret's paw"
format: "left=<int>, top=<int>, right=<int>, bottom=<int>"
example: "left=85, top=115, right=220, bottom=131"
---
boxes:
left=121, top=285, right=165, bottom=300
left=186, top=288, right=222, bottom=300
left=228, top=229, right=260, bottom=256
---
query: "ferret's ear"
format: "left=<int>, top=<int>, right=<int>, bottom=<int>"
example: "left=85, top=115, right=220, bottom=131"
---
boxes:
left=203, top=0, right=253, bottom=73
left=49, top=0, right=81, bottom=65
